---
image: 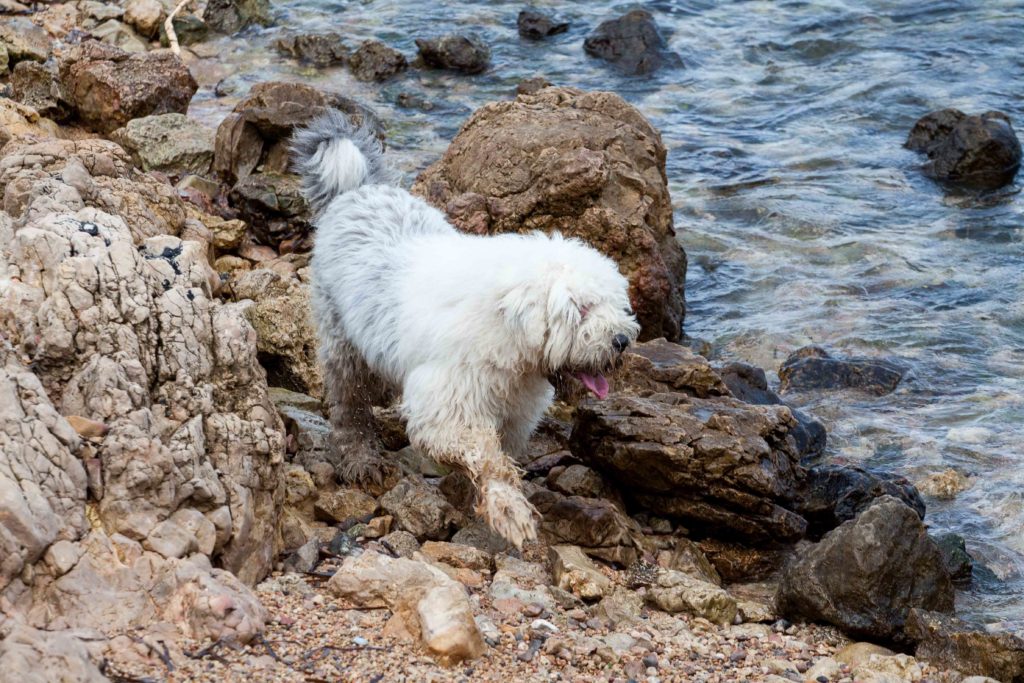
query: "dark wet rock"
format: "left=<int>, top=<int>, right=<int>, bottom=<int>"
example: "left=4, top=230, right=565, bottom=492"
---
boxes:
left=274, top=33, right=350, bottom=67
left=776, top=496, right=954, bottom=642
left=349, top=40, right=408, bottom=81
left=906, top=609, right=1024, bottom=682
left=229, top=172, right=311, bottom=249
left=110, top=113, right=216, bottom=176
left=412, top=87, right=686, bottom=341
left=778, top=345, right=905, bottom=396
left=906, top=109, right=1022, bottom=189
left=697, top=539, right=786, bottom=583
left=583, top=9, right=682, bottom=76
left=527, top=484, right=645, bottom=566
left=571, top=339, right=808, bottom=543
left=11, top=61, right=69, bottom=121
left=517, top=9, right=569, bottom=39
left=933, top=532, right=973, bottom=586
left=204, top=0, right=273, bottom=34
left=719, top=361, right=827, bottom=458
left=415, top=34, right=491, bottom=74
left=159, top=13, right=210, bottom=47
left=794, top=465, right=925, bottom=539
left=0, top=17, right=50, bottom=65
left=213, top=81, right=380, bottom=249
left=379, top=476, right=462, bottom=541
left=516, top=75, right=552, bottom=96
left=57, top=42, right=197, bottom=134
left=395, top=92, right=436, bottom=112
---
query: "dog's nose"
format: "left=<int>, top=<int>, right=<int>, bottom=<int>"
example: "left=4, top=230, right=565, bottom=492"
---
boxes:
left=612, top=333, right=630, bottom=354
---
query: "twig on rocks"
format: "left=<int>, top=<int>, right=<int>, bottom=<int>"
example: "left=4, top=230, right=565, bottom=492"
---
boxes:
left=256, top=634, right=285, bottom=663
left=184, top=637, right=233, bottom=664
left=127, top=635, right=175, bottom=673
left=164, top=0, right=191, bottom=56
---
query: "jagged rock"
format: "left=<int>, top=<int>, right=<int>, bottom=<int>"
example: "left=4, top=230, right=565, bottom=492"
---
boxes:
left=583, top=9, right=682, bottom=75
left=0, top=99, right=61, bottom=147
left=91, top=19, right=149, bottom=53
left=645, top=569, right=737, bottom=626
left=0, top=17, right=50, bottom=65
left=549, top=545, right=612, bottom=600
left=593, top=586, right=643, bottom=627
left=314, top=488, right=378, bottom=524
left=517, top=9, right=569, bottom=39
left=57, top=42, right=198, bottom=134
left=779, top=345, right=905, bottom=396
left=204, top=0, right=273, bottom=34
left=11, top=61, right=68, bottom=122
left=571, top=339, right=807, bottom=543
left=718, top=361, right=826, bottom=458
left=547, top=464, right=616, bottom=500
left=381, top=530, right=420, bottom=559
left=282, top=538, right=319, bottom=573
left=907, top=609, right=1024, bottom=682
left=349, top=40, right=408, bottom=81
left=420, top=541, right=493, bottom=571
left=413, top=87, right=686, bottom=341
left=776, top=497, right=954, bottom=641
left=663, top=538, right=721, bottom=586
left=906, top=109, right=1022, bottom=189
left=0, top=623, right=106, bottom=683
left=794, top=465, right=925, bottom=539
left=274, top=32, right=349, bottom=67
left=229, top=173, right=310, bottom=249
left=528, top=485, right=645, bottom=566
left=327, top=551, right=484, bottom=662
left=450, top=523, right=512, bottom=556
left=415, top=34, right=490, bottom=74
left=110, top=114, right=216, bottom=176
left=379, top=476, right=461, bottom=541
left=229, top=268, right=320, bottom=396
left=123, top=0, right=164, bottom=38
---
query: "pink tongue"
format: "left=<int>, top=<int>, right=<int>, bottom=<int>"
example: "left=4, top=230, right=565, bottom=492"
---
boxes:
left=576, top=372, right=610, bottom=399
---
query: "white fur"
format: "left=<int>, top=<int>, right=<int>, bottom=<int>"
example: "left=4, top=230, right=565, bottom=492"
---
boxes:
left=300, top=115, right=639, bottom=547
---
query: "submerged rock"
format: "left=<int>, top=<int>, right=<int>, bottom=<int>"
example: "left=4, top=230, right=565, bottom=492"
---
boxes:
left=517, top=9, right=570, bottom=39
left=906, top=109, right=1022, bottom=189
left=907, top=609, right=1024, bottom=682
left=933, top=532, right=974, bottom=586
left=204, top=0, right=273, bottom=34
left=779, top=345, right=905, bottom=395
left=776, top=497, right=954, bottom=641
left=274, top=32, right=349, bottom=67
left=349, top=40, right=408, bottom=82
left=413, top=87, right=687, bottom=341
left=57, top=42, right=198, bottom=134
left=415, top=34, right=491, bottom=74
left=110, top=113, right=216, bottom=176
left=583, top=9, right=682, bottom=75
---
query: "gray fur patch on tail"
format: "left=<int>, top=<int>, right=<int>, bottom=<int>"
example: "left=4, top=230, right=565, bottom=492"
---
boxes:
left=291, top=108, right=394, bottom=214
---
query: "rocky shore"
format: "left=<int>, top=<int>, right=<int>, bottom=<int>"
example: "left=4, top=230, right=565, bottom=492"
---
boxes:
left=1, top=1, right=1022, bottom=682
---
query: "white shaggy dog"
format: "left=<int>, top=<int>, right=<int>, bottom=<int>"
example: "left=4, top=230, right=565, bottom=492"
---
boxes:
left=293, top=111, right=639, bottom=547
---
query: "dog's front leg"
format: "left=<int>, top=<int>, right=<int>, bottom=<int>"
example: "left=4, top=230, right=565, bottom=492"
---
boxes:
left=402, top=364, right=539, bottom=549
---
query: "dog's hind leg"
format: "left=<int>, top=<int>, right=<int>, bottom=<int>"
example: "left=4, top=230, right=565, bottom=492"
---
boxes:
left=320, top=333, right=400, bottom=495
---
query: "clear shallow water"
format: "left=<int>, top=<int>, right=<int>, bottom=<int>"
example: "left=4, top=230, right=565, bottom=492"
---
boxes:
left=191, top=0, right=1024, bottom=631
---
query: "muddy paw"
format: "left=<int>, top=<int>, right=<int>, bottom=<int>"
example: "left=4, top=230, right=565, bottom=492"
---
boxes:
left=335, top=445, right=400, bottom=496
left=480, top=480, right=539, bottom=550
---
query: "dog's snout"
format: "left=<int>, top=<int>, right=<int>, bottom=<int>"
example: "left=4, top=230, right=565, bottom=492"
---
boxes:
left=612, top=333, right=630, bottom=354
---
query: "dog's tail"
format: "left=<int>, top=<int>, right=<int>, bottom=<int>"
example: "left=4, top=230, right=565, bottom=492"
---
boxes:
left=291, top=109, right=390, bottom=214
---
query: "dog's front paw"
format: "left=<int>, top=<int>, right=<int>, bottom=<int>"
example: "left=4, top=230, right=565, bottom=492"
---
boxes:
left=479, top=480, right=539, bottom=550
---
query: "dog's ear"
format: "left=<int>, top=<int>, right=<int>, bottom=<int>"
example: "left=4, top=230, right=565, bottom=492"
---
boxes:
left=499, top=280, right=548, bottom=353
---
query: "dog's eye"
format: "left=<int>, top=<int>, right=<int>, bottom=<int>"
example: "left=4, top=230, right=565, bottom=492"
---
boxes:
left=579, top=304, right=590, bottom=320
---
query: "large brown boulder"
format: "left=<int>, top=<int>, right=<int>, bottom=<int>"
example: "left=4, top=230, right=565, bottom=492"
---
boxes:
left=57, top=42, right=198, bottom=134
left=570, top=339, right=807, bottom=542
left=413, top=87, right=686, bottom=342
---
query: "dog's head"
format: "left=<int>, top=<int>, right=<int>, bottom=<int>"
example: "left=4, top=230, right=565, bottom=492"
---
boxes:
left=500, top=235, right=640, bottom=398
